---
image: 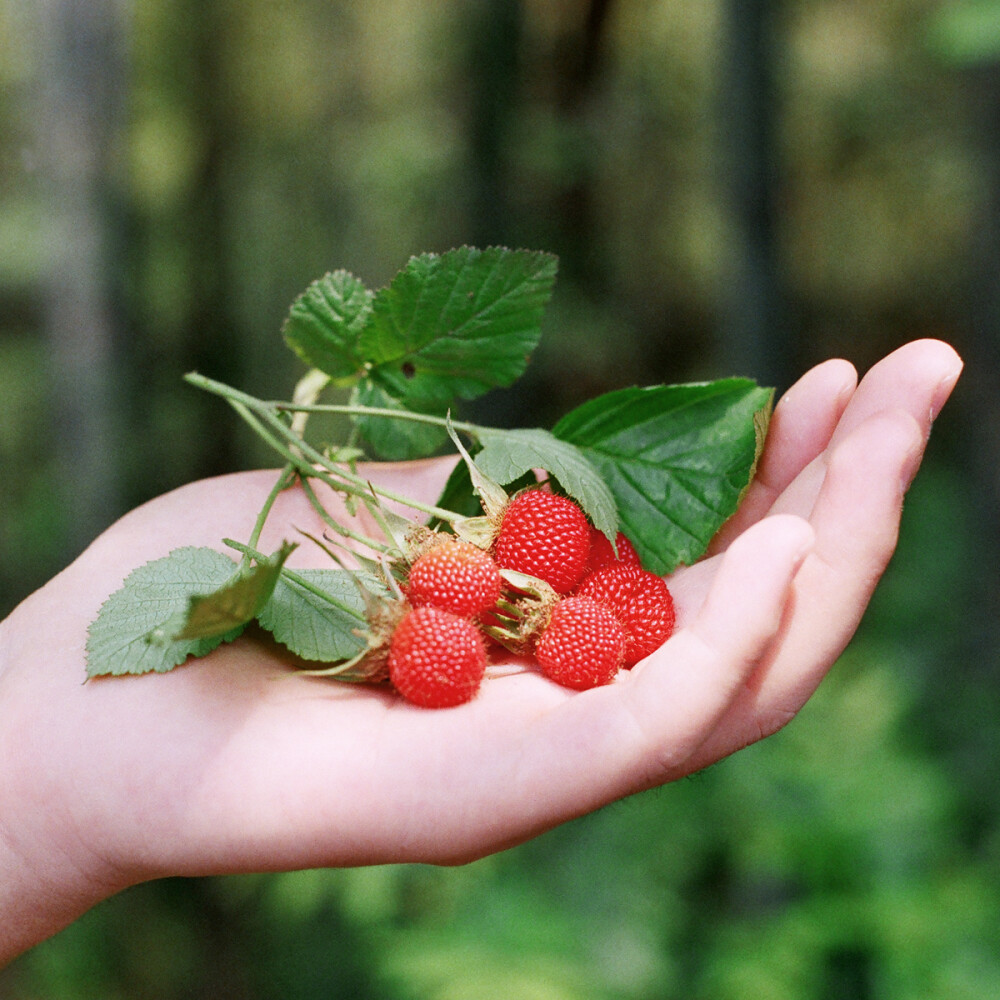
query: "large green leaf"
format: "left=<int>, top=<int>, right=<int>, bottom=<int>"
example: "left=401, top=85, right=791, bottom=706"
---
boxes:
left=359, top=246, right=557, bottom=414
left=282, top=270, right=372, bottom=383
left=86, top=547, right=246, bottom=677
left=553, top=379, right=773, bottom=574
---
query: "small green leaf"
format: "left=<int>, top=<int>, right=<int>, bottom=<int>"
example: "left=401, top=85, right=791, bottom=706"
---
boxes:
left=86, top=547, right=245, bottom=677
left=174, top=542, right=296, bottom=641
left=354, top=248, right=557, bottom=456
left=475, top=427, right=619, bottom=542
left=282, top=270, right=372, bottom=383
left=554, top=379, right=773, bottom=574
left=256, top=569, right=375, bottom=662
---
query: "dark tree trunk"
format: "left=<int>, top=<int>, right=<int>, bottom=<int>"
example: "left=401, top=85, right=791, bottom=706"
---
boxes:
left=35, top=0, right=129, bottom=554
left=719, top=0, right=793, bottom=390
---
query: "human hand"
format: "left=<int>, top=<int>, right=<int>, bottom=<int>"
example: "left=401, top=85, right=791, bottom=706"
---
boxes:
left=0, top=339, right=961, bottom=961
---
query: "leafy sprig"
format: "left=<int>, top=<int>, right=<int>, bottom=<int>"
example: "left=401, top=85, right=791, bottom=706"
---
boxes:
left=85, top=246, right=772, bottom=679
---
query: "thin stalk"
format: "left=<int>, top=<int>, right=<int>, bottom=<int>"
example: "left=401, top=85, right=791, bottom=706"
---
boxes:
left=188, top=372, right=462, bottom=524
left=240, top=464, right=296, bottom=568
left=222, top=538, right=368, bottom=623
left=298, top=476, right=393, bottom=555
left=271, top=400, right=484, bottom=439
left=223, top=402, right=406, bottom=539
left=258, top=398, right=459, bottom=523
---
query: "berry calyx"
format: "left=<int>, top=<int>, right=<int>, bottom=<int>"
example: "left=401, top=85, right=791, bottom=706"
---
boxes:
left=576, top=563, right=676, bottom=667
left=584, top=527, right=642, bottom=575
left=388, top=605, right=488, bottom=708
left=534, top=595, right=627, bottom=690
left=406, top=536, right=502, bottom=618
left=493, top=489, right=591, bottom=594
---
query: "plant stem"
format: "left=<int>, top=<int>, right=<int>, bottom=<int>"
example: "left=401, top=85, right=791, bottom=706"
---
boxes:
left=186, top=372, right=463, bottom=524
left=271, top=400, right=484, bottom=439
left=298, top=476, right=393, bottom=555
left=240, top=464, right=296, bottom=568
left=222, top=539, right=368, bottom=624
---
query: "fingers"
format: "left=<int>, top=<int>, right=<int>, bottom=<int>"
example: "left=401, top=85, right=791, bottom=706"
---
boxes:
left=716, top=339, right=962, bottom=546
left=825, top=338, right=962, bottom=447
left=771, top=340, right=961, bottom=521
left=682, top=407, right=927, bottom=774
left=710, top=358, right=857, bottom=550
left=773, top=408, right=923, bottom=677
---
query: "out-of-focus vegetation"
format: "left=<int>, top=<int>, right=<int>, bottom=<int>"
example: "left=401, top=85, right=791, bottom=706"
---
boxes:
left=2, top=0, right=998, bottom=997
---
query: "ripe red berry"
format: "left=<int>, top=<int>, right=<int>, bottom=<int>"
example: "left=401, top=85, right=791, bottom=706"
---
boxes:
left=584, top=527, right=641, bottom=576
left=577, top=563, right=676, bottom=667
left=534, top=595, right=627, bottom=690
left=406, top=536, right=502, bottom=618
left=388, top=606, right=487, bottom=708
left=493, top=489, right=590, bottom=594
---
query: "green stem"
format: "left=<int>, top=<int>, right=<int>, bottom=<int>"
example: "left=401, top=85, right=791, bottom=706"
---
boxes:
left=298, top=476, right=393, bottom=555
left=241, top=464, right=296, bottom=568
left=225, top=402, right=408, bottom=534
left=271, top=400, right=484, bottom=439
left=222, top=538, right=368, bottom=624
left=186, top=372, right=463, bottom=524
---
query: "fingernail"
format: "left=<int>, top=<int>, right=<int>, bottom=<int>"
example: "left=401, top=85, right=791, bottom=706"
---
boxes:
left=931, top=363, right=963, bottom=420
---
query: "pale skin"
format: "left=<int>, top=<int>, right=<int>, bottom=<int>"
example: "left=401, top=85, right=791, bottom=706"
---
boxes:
left=0, top=339, right=962, bottom=964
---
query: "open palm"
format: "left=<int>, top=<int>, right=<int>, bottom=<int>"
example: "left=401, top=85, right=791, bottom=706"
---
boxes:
left=0, top=339, right=961, bottom=960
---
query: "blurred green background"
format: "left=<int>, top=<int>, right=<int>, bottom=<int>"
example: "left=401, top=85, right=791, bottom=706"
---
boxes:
left=2, top=0, right=998, bottom=996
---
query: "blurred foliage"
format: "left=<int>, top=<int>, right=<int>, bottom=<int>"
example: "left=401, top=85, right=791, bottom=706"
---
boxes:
left=1, top=0, right=998, bottom=997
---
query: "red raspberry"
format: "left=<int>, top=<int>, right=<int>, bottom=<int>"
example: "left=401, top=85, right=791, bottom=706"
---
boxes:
left=584, top=527, right=641, bottom=576
left=577, top=563, right=676, bottom=667
left=406, top=536, right=502, bottom=618
left=534, top=595, right=627, bottom=690
left=388, top=606, right=487, bottom=708
left=493, top=489, right=590, bottom=594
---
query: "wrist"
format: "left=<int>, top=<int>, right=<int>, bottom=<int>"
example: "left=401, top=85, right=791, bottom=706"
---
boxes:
left=0, top=826, right=110, bottom=965
left=0, top=618, right=124, bottom=965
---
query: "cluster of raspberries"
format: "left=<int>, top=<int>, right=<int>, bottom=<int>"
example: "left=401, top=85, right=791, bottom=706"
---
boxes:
left=386, top=489, right=676, bottom=709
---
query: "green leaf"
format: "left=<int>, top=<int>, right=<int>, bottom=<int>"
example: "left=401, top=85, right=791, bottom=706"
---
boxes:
left=475, top=427, right=619, bottom=542
left=282, top=270, right=372, bottom=383
left=553, top=379, right=774, bottom=574
left=351, top=381, right=449, bottom=461
left=358, top=246, right=557, bottom=412
left=255, top=569, right=374, bottom=662
left=86, top=547, right=245, bottom=677
left=173, top=542, right=296, bottom=640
